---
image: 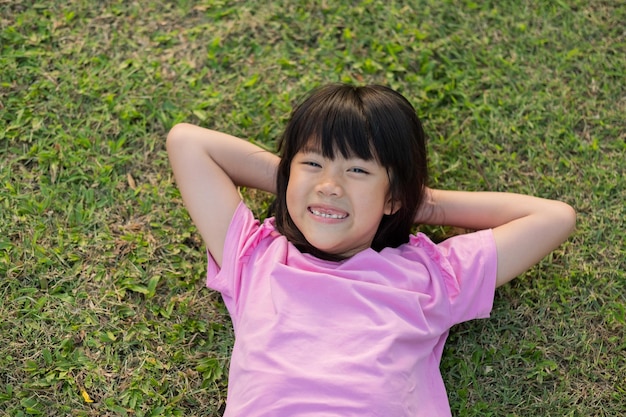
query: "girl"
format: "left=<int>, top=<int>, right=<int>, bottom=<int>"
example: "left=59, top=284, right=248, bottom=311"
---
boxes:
left=166, top=84, right=576, bottom=416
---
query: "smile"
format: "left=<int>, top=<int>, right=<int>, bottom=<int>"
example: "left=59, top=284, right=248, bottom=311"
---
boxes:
left=309, top=207, right=348, bottom=219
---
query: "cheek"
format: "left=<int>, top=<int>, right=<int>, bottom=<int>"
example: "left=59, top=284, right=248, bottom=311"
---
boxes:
left=285, top=169, right=306, bottom=202
left=370, top=181, right=391, bottom=204
left=285, top=180, right=299, bottom=217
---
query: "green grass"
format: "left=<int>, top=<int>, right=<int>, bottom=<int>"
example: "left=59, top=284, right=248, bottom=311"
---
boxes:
left=1, top=0, right=625, bottom=415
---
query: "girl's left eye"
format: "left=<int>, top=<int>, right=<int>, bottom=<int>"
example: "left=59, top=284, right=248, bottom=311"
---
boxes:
left=349, top=167, right=369, bottom=174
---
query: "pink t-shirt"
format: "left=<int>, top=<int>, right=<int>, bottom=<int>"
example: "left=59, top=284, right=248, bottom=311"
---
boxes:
left=207, top=202, right=498, bottom=417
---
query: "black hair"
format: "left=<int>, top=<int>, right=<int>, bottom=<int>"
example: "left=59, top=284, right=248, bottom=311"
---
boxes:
left=271, top=83, right=428, bottom=261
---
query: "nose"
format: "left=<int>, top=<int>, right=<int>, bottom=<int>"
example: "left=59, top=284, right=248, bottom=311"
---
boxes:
left=316, top=172, right=343, bottom=197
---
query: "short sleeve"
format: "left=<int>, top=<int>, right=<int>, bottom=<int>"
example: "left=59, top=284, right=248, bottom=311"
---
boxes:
left=206, top=201, right=262, bottom=299
left=410, top=229, right=498, bottom=325
left=438, top=229, right=498, bottom=323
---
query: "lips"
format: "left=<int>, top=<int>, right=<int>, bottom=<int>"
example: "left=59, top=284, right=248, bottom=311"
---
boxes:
left=308, top=206, right=349, bottom=220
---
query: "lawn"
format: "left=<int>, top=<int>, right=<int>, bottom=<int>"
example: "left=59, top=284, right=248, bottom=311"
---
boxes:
left=1, top=0, right=625, bottom=415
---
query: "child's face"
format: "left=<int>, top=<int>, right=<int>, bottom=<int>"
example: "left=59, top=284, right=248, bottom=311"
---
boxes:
left=286, top=147, right=396, bottom=258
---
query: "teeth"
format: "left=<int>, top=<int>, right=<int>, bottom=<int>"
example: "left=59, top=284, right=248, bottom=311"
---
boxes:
left=310, top=208, right=347, bottom=219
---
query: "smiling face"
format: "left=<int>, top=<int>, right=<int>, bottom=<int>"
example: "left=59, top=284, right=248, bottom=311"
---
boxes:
left=273, top=84, right=429, bottom=260
left=286, top=146, right=396, bottom=258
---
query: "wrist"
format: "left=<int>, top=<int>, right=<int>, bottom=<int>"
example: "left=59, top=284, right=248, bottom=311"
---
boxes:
left=414, top=187, right=443, bottom=225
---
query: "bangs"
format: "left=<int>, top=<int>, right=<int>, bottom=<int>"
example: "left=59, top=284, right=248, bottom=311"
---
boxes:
left=281, top=86, right=378, bottom=162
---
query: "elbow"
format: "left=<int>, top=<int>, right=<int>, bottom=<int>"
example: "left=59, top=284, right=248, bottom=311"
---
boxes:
left=166, top=122, right=193, bottom=153
left=558, top=201, right=577, bottom=241
left=568, top=205, right=577, bottom=235
left=564, top=202, right=577, bottom=232
left=166, top=123, right=205, bottom=173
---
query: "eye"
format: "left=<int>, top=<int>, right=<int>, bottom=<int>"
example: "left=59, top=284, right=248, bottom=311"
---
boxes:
left=301, top=160, right=322, bottom=168
left=348, top=167, right=369, bottom=174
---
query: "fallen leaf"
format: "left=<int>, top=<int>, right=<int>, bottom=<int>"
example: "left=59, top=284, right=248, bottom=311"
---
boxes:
left=81, top=389, right=94, bottom=403
left=127, top=173, right=137, bottom=190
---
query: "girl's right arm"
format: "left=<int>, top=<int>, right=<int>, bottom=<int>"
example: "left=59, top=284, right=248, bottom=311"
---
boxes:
left=166, top=123, right=279, bottom=267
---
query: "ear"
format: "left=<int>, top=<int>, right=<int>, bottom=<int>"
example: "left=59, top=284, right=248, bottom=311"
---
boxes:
left=384, top=197, right=401, bottom=215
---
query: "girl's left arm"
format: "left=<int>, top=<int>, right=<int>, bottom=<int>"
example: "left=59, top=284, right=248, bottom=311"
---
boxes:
left=415, top=188, right=576, bottom=287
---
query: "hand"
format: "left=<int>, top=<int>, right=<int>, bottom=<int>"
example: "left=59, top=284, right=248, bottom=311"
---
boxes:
left=414, top=187, right=443, bottom=225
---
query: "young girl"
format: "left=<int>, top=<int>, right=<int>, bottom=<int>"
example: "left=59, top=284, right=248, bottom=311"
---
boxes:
left=166, top=84, right=576, bottom=416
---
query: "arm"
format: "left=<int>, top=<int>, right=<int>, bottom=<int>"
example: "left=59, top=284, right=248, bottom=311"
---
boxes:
left=415, top=188, right=576, bottom=287
left=166, top=123, right=279, bottom=267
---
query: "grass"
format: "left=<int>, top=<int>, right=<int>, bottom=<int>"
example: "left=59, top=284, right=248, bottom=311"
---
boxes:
left=1, top=0, right=625, bottom=415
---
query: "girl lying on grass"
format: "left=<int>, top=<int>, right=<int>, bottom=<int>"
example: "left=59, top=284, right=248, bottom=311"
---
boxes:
left=167, top=83, right=575, bottom=416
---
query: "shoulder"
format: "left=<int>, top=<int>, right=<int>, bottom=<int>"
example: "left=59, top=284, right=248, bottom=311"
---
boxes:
left=385, top=230, right=497, bottom=294
left=418, top=231, right=498, bottom=313
left=407, top=230, right=496, bottom=265
left=206, top=202, right=287, bottom=294
left=223, top=202, right=283, bottom=259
